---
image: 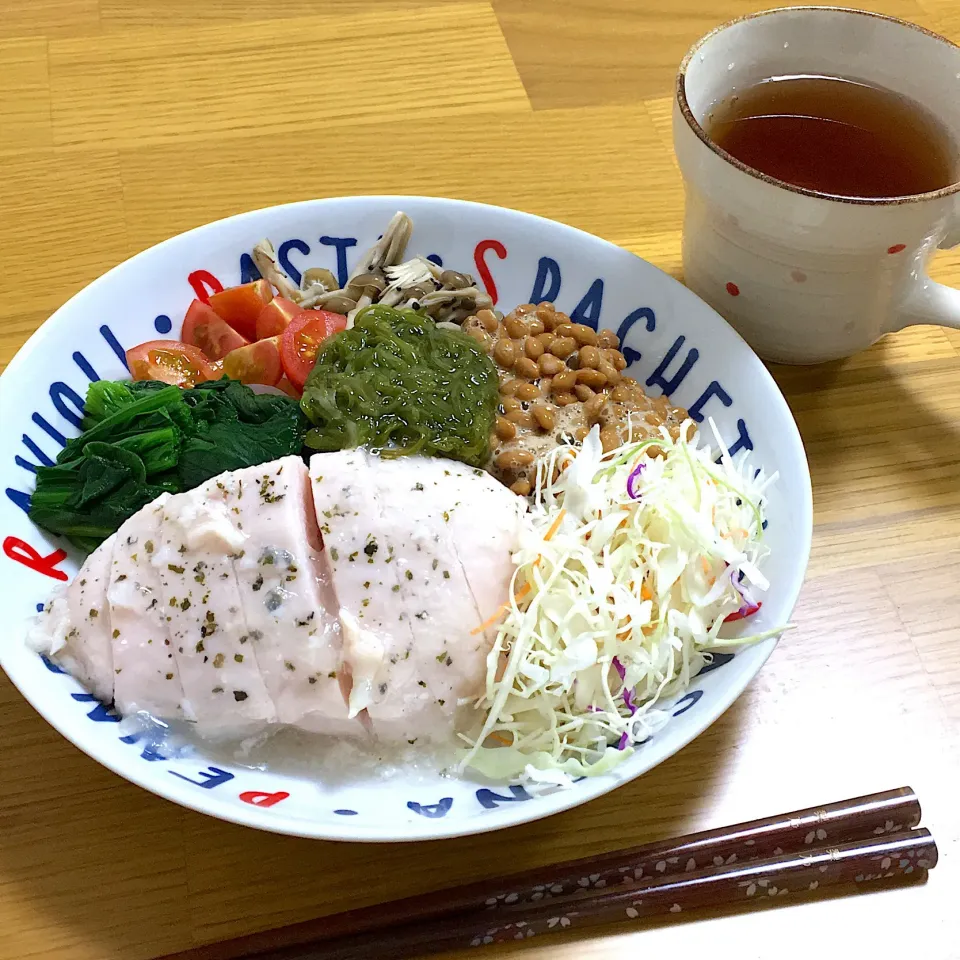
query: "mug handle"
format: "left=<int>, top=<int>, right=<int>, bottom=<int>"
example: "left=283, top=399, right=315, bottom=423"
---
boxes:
left=899, top=279, right=960, bottom=330
left=898, top=205, right=960, bottom=331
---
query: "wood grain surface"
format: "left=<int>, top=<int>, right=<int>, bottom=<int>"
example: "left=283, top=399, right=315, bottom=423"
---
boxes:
left=1, top=2, right=959, bottom=959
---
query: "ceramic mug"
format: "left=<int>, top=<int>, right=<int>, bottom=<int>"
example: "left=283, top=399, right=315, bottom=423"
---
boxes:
left=673, top=6, right=960, bottom=365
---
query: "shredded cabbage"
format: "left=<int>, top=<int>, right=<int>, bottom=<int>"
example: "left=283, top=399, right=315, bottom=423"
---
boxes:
left=460, top=419, right=782, bottom=787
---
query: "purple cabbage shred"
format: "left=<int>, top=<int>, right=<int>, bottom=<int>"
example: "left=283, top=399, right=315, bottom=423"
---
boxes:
left=626, top=461, right=645, bottom=500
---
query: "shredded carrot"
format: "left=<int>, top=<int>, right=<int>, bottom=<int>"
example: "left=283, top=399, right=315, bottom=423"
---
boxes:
left=700, top=557, right=711, bottom=576
left=640, top=581, right=653, bottom=602
left=722, top=527, right=749, bottom=540
left=471, top=581, right=533, bottom=635
left=490, top=732, right=513, bottom=746
left=543, top=509, right=567, bottom=543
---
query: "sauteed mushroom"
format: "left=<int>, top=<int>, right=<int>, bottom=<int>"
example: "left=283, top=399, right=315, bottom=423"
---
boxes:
left=250, top=211, right=491, bottom=326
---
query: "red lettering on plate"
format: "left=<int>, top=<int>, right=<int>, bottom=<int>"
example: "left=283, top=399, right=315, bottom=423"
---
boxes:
left=3, top=536, right=69, bottom=581
left=188, top=270, right=224, bottom=303
left=474, top=239, right=508, bottom=306
left=239, top=790, right=290, bottom=808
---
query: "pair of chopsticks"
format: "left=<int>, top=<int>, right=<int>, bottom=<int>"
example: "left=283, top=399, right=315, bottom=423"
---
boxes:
left=162, top=787, right=936, bottom=960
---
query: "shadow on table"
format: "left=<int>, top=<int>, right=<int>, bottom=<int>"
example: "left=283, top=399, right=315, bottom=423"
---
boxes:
left=0, top=680, right=749, bottom=959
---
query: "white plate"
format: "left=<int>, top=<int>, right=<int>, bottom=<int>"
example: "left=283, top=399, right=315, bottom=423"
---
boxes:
left=0, top=196, right=812, bottom=841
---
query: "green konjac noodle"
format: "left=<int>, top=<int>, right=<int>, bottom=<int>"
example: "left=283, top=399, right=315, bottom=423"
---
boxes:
left=300, top=305, right=499, bottom=467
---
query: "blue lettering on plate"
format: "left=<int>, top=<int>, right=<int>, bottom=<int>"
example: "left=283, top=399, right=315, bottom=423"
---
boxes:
left=49, top=382, right=86, bottom=430
left=426, top=254, right=443, bottom=266
left=672, top=690, right=704, bottom=716
left=5, top=488, right=31, bottom=514
left=71, top=693, right=120, bottom=723
left=239, top=253, right=262, bottom=283
left=725, top=418, right=754, bottom=458
left=99, top=325, right=129, bottom=370
left=688, top=381, right=733, bottom=423
left=170, top=766, right=235, bottom=789
left=72, top=351, right=100, bottom=383
left=41, top=654, right=66, bottom=673
left=529, top=257, right=561, bottom=304
left=476, top=785, right=531, bottom=809
left=153, top=315, right=173, bottom=335
left=32, top=414, right=67, bottom=448
left=407, top=797, right=453, bottom=819
left=319, top=236, right=358, bottom=288
left=699, top=652, right=735, bottom=676
left=16, top=457, right=36, bottom=474
left=23, top=434, right=53, bottom=467
left=334, top=809, right=358, bottom=816
left=570, top=278, right=604, bottom=330
left=645, top=335, right=699, bottom=397
left=119, top=734, right=168, bottom=762
left=617, top=307, right=656, bottom=366
left=278, top=238, right=310, bottom=286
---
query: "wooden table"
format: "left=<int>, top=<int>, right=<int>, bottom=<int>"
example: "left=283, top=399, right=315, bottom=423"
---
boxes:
left=2, top=1, right=959, bottom=958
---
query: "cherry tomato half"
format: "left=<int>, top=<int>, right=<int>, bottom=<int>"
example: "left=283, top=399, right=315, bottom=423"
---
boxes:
left=256, top=296, right=301, bottom=340
left=181, top=299, right=250, bottom=360
left=207, top=279, right=273, bottom=340
left=275, top=377, right=302, bottom=399
left=127, top=340, right=218, bottom=388
left=222, top=336, right=283, bottom=386
left=279, top=310, right=348, bottom=390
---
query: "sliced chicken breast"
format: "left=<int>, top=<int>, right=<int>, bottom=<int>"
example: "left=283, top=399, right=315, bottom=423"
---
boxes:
left=208, top=457, right=358, bottom=737
left=108, top=494, right=189, bottom=720
left=310, top=450, right=521, bottom=744
left=29, top=535, right=116, bottom=704
left=150, top=481, right=276, bottom=736
left=366, top=454, right=499, bottom=741
left=421, top=459, right=523, bottom=641
left=309, top=450, right=425, bottom=730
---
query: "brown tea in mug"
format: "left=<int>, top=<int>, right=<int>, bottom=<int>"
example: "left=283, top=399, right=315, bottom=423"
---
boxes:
left=705, top=75, right=957, bottom=198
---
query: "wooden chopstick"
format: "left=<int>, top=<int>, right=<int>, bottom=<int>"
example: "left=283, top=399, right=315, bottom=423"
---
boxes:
left=159, top=787, right=928, bottom=960
left=305, top=828, right=938, bottom=960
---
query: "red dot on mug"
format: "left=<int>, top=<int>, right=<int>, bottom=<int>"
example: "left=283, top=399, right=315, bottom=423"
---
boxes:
left=791, top=270, right=807, bottom=283
left=726, top=281, right=740, bottom=296
left=887, top=243, right=906, bottom=254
